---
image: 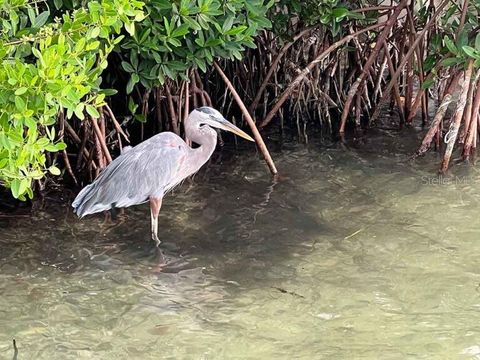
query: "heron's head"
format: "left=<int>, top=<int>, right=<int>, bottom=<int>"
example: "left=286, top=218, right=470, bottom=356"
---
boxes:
left=193, top=106, right=254, bottom=142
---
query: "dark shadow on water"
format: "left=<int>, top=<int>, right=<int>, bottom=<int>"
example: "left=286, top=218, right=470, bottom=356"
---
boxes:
left=0, top=144, right=335, bottom=294
left=0, top=128, right=459, bottom=299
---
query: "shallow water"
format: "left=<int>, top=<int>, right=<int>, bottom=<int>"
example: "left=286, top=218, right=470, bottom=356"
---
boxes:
left=1, top=128, right=480, bottom=359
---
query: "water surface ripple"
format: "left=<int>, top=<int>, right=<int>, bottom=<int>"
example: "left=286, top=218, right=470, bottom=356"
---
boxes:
left=1, top=132, right=480, bottom=359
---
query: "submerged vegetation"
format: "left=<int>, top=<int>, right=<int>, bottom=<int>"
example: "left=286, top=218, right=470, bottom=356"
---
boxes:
left=0, top=0, right=479, bottom=200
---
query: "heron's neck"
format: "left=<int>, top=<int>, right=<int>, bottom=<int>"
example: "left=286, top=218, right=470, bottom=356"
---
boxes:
left=184, top=115, right=217, bottom=170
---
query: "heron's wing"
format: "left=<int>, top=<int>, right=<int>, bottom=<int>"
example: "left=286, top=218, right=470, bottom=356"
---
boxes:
left=72, top=132, right=189, bottom=216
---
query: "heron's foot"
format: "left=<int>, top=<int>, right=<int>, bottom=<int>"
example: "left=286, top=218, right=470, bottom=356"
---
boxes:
left=152, top=232, right=161, bottom=247
left=102, top=211, right=114, bottom=226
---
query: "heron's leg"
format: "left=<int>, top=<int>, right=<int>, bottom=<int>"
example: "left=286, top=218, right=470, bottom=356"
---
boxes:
left=149, top=197, right=162, bottom=246
left=110, top=202, right=118, bottom=221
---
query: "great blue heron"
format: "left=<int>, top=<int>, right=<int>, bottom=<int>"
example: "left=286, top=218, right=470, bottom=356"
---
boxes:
left=72, top=107, right=254, bottom=245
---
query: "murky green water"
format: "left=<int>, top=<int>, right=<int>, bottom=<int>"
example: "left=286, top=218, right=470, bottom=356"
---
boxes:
left=2, top=128, right=480, bottom=359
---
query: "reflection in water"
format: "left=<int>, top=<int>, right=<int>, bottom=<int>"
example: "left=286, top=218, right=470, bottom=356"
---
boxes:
left=1, top=130, right=480, bottom=359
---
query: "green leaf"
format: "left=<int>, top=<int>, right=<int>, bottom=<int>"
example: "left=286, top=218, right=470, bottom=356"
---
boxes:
left=86, top=105, right=100, bottom=118
left=90, top=27, right=100, bottom=39
left=128, top=97, right=137, bottom=114
left=332, top=7, right=349, bottom=20
left=225, top=26, right=247, bottom=36
left=33, top=11, right=50, bottom=28
left=55, top=142, right=67, bottom=151
left=125, top=21, right=135, bottom=36
left=162, top=65, right=175, bottom=79
left=86, top=41, right=100, bottom=51
left=11, top=179, right=21, bottom=198
left=157, top=69, right=165, bottom=85
left=100, top=89, right=118, bottom=96
left=421, top=78, right=435, bottom=90
left=462, top=46, right=480, bottom=60
left=26, top=187, right=33, bottom=199
left=183, top=17, right=201, bottom=31
left=27, top=7, right=35, bottom=25
left=442, top=57, right=462, bottom=67
left=36, top=138, right=50, bottom=147
left=222, top=16, right=234, bottom=33
left=195, top=57, right=207, bottom=72
left=138, top=28, right=151, bottom=44
left=18, top=179, right=28, bottom=197
left=172, top=23, right=190, bottom=37
left=331, top=21, right=340, bottom=36
left=114, top=35, right=125, bottom=45
left=167, top=61, right=188, bottom=71
left=320, top=14, right=331, bottom=24
left=347, top=11, right=365, bottom=20
left=163, top=17, right=171, bottom=36
left=168, top=38, right=182, bottom=47
left=75, top=38, right=86, bottom=53
left=457, top=30, right=468, bottom=49
left=25, top=117, right=36, bottom=129
left=15, top=87, right=28, bottom=96
left=444, top=36, right=457, bottom=55
left=135, top=114, right=146, bottom=122
left=195, top=37, right=205, bottom=47
left=45, top=144, right=59, bottom=152
left=29, top=170, right=44, bottom=180
left=231, top=49, right=242, bottom=60
left=48, top=166, right=61, bottom=176
left=126, top=77, right=135, bottom=94
left=205, top=38, right=223, bottom=47
left=476, top=33, right=480, bottom=51
left=130, top=51, right=139, bottom=70
left=75, top=103, right=85, bottom=120
left=15, top=97, right=26, bottom=111
left=121, top=61, right=135, bottom=73
left=153, top=0, right=172, bottom=10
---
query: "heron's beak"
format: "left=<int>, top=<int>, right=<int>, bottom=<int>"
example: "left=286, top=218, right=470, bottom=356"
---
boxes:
left=215, top=118, right=255, bottom=142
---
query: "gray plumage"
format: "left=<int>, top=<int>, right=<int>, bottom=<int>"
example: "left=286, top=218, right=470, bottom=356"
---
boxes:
left=72, top=132, right=190, bottom=217
left=72, top=107, right=254, bottom=245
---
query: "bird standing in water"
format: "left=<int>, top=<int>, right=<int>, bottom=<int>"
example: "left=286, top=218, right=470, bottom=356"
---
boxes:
left=72, top=107, right=254, bottom=245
